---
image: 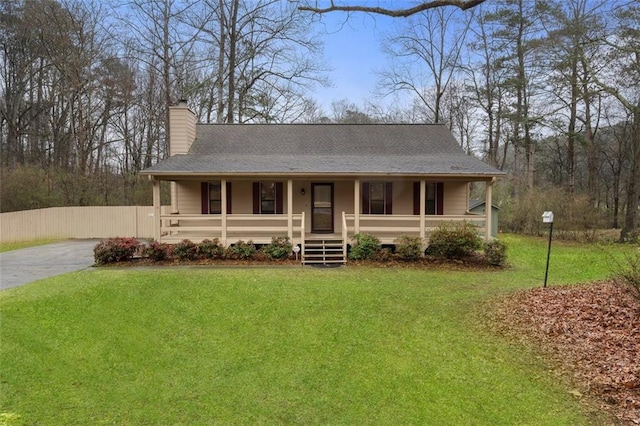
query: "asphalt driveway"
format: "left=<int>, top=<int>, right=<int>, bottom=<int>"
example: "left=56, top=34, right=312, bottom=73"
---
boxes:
left=0, top=240, right=98, bottom=290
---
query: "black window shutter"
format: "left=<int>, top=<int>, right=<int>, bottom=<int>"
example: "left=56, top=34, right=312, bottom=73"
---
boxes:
left=362, top=182, right=370, bottom=214
left=275, top=182, right=284, bottom=214
left=201, top=182, right=209, bottom=214
left=437, top=182, right=444, bottom=215
left=385, top=182, right=393, bottom=215
left=253, top=182, right=260, bottom=214
left=413, top=182, right=420, bottom=215
left=226, top=182, right=232, bottom=214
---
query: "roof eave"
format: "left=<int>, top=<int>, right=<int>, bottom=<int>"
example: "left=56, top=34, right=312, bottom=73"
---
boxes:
left=140, top=170, right=505, bottom=180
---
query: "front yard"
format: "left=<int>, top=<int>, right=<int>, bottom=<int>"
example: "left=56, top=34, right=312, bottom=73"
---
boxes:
left=0, top=235, right=635, bottom=424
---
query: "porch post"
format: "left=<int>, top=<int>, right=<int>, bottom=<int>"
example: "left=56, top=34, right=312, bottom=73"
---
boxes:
left=287, top=179, right=293, bottom=240
left=485, top=178, right=495, bottom=240
left=354, top=179, right=360, bottom=234
left=152, top=178, right=161, bottom=241
left=221, top=178, right=227, bottom=245
left=420, top=180, right=426, bottom=241
left=170, top=182, right=178, bottom=213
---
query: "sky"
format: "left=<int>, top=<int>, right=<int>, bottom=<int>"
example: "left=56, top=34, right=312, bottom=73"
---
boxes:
left=308, top=10, right=397, bottom=111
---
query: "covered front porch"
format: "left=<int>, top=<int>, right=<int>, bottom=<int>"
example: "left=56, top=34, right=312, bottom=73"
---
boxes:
left=150, top=176, right=495, bottom=260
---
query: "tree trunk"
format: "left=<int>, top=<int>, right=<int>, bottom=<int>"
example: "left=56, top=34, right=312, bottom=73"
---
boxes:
left=581, top=58, right=598, bottom=205
left=621, top=108, right=640, bottom=241
left=216, top=0, right=227, bottom=123
left=226, top=0, right=239, bottom=123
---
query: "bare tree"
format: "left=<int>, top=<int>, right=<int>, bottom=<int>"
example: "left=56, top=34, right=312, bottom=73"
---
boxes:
left=543, top=0, right=607, bottom=198
left=465, top=9, right=510, bottom=170
left=484, top=0, right=550, bottom=194
left=377, top=6, right=473, bottom=124
left=592, top=3, right=640, bottom=240
left=599, top=115, right=631, bottom=229
left=113, top=0, right=201, bottom=158
left=193, top=0, right=327, bottom=123
left=298, top=0, right=486, bottom=17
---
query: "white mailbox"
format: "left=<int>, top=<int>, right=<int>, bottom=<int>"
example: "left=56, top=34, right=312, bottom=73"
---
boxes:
left=542, top=211, right=554, bottom=224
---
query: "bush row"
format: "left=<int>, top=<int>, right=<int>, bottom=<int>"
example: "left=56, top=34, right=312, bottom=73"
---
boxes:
left=94, top=236, right=294, bottom=265
left=348, top=223, right=507, bottom=266
left=94, top=223, right=508, bottom=267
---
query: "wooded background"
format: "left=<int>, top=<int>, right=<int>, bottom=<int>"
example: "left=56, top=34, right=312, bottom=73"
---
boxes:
left=1, top=0, right=638, bottom=239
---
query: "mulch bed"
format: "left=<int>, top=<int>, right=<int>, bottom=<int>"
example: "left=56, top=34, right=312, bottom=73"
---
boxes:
left=491, top=281, right=640, bottom=424
left=99, top=254, right=500, bottom=270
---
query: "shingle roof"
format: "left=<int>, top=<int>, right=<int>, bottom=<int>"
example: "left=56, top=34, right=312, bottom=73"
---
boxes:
left=142, top=123, right=504, bottom=177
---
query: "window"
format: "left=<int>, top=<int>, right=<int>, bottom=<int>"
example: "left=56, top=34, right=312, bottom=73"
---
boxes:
left=370, top=182, right=385, bottom=214
left=253, top=182, right=283, bottom=214
left=201, top=181, right=231, bottom=214
left=209, top=182, right=222, bottom=214
left=260, top=182, right=276, bottom=214
left=362, top=182, right=392, bottom=214
left=413, top=182, right=443, bottom=215
left=426, top=183, right=437, bottom=215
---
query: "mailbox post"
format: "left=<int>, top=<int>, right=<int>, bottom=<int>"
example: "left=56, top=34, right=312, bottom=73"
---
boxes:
left=542, top=211, right=554, bottom=288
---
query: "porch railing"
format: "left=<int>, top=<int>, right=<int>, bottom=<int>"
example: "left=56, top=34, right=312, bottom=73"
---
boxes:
left=160, top=213, right=304, bottom=245
left=159, top=211, right=487, bottom=246
left=342, top=213, right=487, bottom=243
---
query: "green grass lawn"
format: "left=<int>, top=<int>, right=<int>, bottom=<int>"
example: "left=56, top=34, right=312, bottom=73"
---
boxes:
left=0, top=235, right=632, bottom=425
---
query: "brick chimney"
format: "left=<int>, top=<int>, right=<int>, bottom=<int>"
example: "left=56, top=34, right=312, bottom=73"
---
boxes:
left=169, top=99, right=196, bottom=156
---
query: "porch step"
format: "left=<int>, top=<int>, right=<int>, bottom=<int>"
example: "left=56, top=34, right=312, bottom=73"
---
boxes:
left=302, top=239, right=346, bottom=265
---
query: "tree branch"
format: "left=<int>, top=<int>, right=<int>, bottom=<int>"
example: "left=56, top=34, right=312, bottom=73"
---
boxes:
left=298, top=0, right=486, bottom=17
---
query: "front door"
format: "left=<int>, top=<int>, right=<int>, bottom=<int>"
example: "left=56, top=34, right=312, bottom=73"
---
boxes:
left=312, top=183, right=334, bottom=233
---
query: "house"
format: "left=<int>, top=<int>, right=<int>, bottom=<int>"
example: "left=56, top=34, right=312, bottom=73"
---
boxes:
left=469, top=200, right=500, bottom=238
left=140, top=101, right=505, bottom=264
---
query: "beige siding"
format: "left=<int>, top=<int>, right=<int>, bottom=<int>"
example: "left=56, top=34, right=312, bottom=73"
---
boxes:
left=232, top=181, right=254, bottom=214
left=443, top=181, right=469, bottom=215
left=176, top=181, right=202, bottom=214
left=179, top=180, right=307, bottom=216
left=0, top=206, right=168, bottom=243
left=170, top=178, right=472, bottom=234
left=392, top=181, right=415, bottom=215
left=293, top=180, right=311, bottom=230
left=332, top=181, right=353, bottom=233
left=169, top=103, right=196, bottom=156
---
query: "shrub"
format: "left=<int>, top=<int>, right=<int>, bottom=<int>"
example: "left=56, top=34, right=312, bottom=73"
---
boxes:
left=226, top=240, right=256, bottom=259
left=500, top=185, right=606, bottom=240
left=144, top=241, right=172, bottom=261
left=198, top=239, right=225, bottom=259
left=173, top=239, right=198, bottom=261
left=349, top=233, right=381, bottom=260
left=484, top=239, right=507, bottom=267
left=395, top=234, right=423, bottom=261
left=611, top=252, right=640, bottom=301
left=426, top=222, right=482, bottom=259
left=375, top=247, right=394, bottom=262
left=262, top=236, right=293, bottom=260
left=93, top=237, right=141, bottom=265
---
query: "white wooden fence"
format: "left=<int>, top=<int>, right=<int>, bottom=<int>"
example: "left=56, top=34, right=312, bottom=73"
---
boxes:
left=0, top=206, right=167, bottom=243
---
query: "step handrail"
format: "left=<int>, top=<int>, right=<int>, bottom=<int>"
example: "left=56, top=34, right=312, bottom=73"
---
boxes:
left=342, top=211, right=348, bottom=260
left=300, top=211, right=305, bottom=262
